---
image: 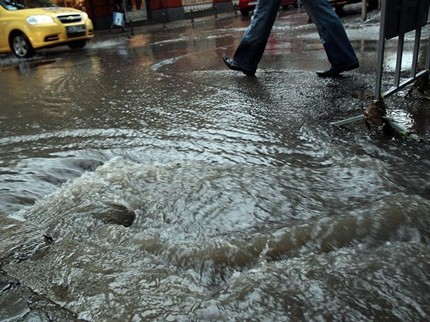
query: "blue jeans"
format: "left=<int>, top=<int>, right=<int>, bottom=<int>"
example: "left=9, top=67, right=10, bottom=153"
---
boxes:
left=232, top=0, right=358, bottom=72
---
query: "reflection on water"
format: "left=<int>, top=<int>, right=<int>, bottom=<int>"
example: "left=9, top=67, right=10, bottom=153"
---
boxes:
left=1, top=9, right=430, bottom=322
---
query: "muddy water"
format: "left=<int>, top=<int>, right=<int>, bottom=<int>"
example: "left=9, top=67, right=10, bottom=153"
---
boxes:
left=1, top=9, right=430, bottom=321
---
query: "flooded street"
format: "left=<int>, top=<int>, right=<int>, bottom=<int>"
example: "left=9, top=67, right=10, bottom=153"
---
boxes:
left=1, top=7, right=430, bottom=321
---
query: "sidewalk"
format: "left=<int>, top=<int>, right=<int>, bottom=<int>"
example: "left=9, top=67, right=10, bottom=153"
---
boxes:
left=97, top=6, right=430, bottom=142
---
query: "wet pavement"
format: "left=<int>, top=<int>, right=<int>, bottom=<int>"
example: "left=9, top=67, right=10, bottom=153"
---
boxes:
left=1, top=5, right=430, bottom=321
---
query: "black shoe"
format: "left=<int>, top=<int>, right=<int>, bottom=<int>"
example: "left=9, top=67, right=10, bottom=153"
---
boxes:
left=316, top=62, right=359, bottom=78
left=222, top=56, right=255, bottom=76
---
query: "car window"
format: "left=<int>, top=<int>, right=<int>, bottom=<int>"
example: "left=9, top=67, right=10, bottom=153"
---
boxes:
left=0, top=0, right=56, bottom=10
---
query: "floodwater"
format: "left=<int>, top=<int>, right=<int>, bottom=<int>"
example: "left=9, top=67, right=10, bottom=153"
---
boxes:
left=1, top=7, right=430, bottom=322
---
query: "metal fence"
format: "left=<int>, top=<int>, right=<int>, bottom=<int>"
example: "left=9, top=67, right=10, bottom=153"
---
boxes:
left=332, top=0, right=430, bottom=128
left=375, top=0, right=430, bottom=99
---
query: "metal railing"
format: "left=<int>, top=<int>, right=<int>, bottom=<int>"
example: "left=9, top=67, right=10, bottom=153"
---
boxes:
left=331, top=0, right=430, bottom=131
left=375, top=0, right=430, bottom=99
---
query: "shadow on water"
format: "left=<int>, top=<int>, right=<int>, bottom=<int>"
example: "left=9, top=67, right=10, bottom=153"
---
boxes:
left=0, top=56, right=58, bottom=73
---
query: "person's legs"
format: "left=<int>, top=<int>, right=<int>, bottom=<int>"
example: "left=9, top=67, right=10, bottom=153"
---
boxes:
left=224, top=0, right=281, bottom=74
left=301, top=0, right=358, bottom=69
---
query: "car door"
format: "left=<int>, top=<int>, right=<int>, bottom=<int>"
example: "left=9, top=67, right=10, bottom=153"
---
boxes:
left=0, top=7, right=7, bottom=52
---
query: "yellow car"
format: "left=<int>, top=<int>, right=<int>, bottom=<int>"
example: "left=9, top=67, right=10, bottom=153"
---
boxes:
left=0, top=0, right=94, bottom=58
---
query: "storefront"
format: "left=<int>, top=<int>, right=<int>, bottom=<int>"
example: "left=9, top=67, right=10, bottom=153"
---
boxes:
left=51, top=0, right=85, bottom=10
left=80, top=0, right=148, bottom=30
left=146, top=0, right=233, bottom=24
left=67, top=0, right=233, bottom=30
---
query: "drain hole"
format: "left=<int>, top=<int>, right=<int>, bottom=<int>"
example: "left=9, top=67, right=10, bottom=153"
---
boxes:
left=93, top=203, right=136, bottom=227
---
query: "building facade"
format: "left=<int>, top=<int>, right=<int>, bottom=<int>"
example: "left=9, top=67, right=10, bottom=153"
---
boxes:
left=64, top=0, right=235, bottom=30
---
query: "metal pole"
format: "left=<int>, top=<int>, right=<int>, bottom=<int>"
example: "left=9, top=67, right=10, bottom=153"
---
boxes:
left=411, top=26, right=422, bottom=78
left=162, top=10, right=167, bottom=29
left=122, top=0, right=127, bottom=30
left=426, top=32, right=430, bottom=69
left=361, top=0, right=367, bottom=21
left=394, top=0, right=408, bottom=88
left=129, top=19, right=134, bottom=38
left=375, top=0, right=388, bottom=99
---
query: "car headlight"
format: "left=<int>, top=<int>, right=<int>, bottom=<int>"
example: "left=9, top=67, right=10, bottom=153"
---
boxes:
left=27, top=15, right=54, bottom=25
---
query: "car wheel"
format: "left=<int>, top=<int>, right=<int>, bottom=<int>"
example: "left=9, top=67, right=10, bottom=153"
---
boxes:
left=68, top=40, right=87, bottom=49
left=11, top=32, right=34, bottom=58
